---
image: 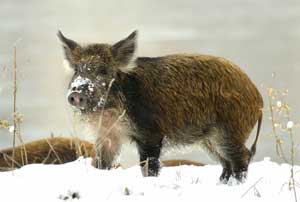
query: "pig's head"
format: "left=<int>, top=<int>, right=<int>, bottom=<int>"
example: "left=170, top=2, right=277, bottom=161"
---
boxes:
left=58, top=30, right=137, bottom=113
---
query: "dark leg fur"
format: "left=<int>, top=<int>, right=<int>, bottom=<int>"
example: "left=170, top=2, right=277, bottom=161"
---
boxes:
left=203, top=126, right=251, bottom=183
left=93, top=136, right=121, bottom=170
left=229, top=146, right=251, bottom=182
left=219, top=161, right=232, bottom=183
left=93, top=148, right=115, bottom=169
left=202, top=139, right=232, bottom=183
left=135, top=139, right=162, bottom=177
left=217, top=139, right=251, bottom=183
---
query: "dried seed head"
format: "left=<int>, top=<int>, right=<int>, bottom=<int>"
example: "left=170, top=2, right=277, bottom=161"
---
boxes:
left=8, top=125, right=15, bottom=133
left=287, top=121, right=294, bottom=129
left=276, top=101, right=282, bottom=108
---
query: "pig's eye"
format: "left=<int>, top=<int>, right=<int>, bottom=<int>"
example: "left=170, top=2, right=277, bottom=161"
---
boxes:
left=99, top=68, right=107, bottom=75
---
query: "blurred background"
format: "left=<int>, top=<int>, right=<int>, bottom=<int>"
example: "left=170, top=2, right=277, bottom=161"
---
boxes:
left=0, top=0, right=300, bottom=167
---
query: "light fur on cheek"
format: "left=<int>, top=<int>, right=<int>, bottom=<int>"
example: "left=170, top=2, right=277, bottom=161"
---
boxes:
left=119, top=52, right=137, bottom=73
left=63, top=59, right=75, bottom=75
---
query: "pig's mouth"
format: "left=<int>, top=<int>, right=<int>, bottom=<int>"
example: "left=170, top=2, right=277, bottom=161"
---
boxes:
left=74, top=97, right=115, bottom=114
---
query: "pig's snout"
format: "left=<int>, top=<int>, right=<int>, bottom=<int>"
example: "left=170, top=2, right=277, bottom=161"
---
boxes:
left=68, top=92, right=88, bottom=109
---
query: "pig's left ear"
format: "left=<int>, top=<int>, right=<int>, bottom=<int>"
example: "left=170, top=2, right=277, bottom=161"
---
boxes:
left=57, top=30, right=80, bottom=64
left=112, top=30, right=137, bottom=68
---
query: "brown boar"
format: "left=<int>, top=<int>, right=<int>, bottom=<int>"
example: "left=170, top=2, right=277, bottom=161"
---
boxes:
left=161, top=159, right=205, bottom=167
left=58, top=30, right=263, bottom=183
left=0, top=137, right=203, bottom=171
left=0, top=137, right=94, bottom=171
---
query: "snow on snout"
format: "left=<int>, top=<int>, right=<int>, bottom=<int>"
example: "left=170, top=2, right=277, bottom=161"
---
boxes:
left=68, top=76, right=95, bottom=96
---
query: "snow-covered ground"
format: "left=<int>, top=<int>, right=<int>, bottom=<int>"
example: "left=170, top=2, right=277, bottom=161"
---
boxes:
left=0, top=157, right=299, bottom=202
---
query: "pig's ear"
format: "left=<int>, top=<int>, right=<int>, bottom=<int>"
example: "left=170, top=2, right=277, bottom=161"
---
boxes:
left=57, top=30, right=80, bottom=63
left=112, top=30, right=137, bottom=68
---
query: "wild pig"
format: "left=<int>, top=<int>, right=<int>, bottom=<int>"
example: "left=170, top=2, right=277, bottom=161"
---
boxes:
left=58, top=30, right=263, bottom=183
left=0, top=137, right=203, bottom=171
left=0, top=137, right=94, bottom=171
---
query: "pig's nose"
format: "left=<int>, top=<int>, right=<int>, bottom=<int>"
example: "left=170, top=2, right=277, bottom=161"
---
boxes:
left=68, top=92, right=88, bottom=109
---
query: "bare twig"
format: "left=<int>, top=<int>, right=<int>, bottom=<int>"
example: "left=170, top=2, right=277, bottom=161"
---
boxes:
left=96, top=78, right=115, bottom=134
left=45, top=139, right=63, bottom=164
left=12, top=46, right=17, bottom=170
left=142, top=158, right=149, bottom=177
left=104, top=110, right=126, bottom=138
left=286, top=110, right=298, bottom=202
left=16, top=123, right=28, bottom=166
left=94, top=109, right=126, bottom=168
left=95, top=78, right=122, bottom=168
left=267, top=88, right=288, bottom=163
left=1, top=152, right=22, bottom=168
left=267, top=86, right=298, bottom=202
left=71, top=137, right=83, bottom=158
left=41, top=149, right=54, bottom=164
left=241, top=177, right=263, bottom=198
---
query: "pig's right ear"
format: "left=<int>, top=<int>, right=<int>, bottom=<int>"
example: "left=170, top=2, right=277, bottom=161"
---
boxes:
left=57, top=30, right=80, bottom=64
left=112, top=30, right=137, bottom=68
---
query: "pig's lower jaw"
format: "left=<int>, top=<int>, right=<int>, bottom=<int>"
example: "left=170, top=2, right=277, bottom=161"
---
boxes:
left=69, top=105, right=94, bottom=115
left=70, top=101, right=101, bottom=114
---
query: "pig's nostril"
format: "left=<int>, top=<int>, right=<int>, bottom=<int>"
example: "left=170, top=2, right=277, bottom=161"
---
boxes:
left=68, top=92, right=87, bottom=109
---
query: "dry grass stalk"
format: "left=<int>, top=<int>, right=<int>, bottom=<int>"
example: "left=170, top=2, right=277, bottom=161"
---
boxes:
left=142, top=158, right=149, bottom=177
left=95, top=78, right=124, bottom=168
left=267, top=88, right=288, bottom=163
left=12, top=46, right=17, bottom=170
left=72, top=137, right=83, bottom=158
left=241, top=177, right=263, bottom=198
left=70, top=136, right=90, bottom=159
left=16, top=114, right=27, bottom=166
left=41, top=149, right=54, bottom=164
left=45, top=138, right=63, bottom=164
left=0, top=151, right=22, bottom=169
left=266, top=87, right=298, bottom=202
left=10, top=47, right=28, bottom=170
left=96, top=78, right=115, bottom=134
left=286, top=110, right=298, bottom=202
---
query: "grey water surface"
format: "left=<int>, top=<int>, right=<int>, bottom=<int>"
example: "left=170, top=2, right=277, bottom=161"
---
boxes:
left=0, top=0, right=300, bottom=166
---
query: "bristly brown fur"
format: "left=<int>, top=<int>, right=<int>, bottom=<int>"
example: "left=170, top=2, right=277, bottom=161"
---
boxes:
left=0, top=137, right=94, bottom=171
left=58, top=30, right=263, bottom=183
left=161, top=159, right=204, bottom=167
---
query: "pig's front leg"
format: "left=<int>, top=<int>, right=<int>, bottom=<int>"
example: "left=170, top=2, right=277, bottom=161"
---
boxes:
left=92, top=131, right=121, bottom=169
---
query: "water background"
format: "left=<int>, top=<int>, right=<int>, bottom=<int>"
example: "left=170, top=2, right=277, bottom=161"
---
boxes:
left=1, top=0, right=300, bottom=166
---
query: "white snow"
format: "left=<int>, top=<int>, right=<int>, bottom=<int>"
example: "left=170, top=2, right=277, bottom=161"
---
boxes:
left=0, top=157, right=299, bottom=202
left=69, top=76, right=95, bottom=95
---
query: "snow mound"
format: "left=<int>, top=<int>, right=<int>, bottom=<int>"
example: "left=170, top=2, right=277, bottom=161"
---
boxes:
left=0, top=157, right=299, bottom=202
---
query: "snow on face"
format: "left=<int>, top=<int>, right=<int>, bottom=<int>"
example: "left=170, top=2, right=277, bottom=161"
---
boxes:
left=97, top=97, right=106, bottom=108
left=68, top=76, right=95, bottom=96
left=71, top=76, right=94, bottom=91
